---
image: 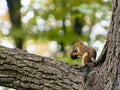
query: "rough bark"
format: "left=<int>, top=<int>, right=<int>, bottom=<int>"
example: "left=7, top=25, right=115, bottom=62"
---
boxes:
left=0, top=0, right=120, bottom=90
left=92, top=0, right=120, bottom=89
left=0, top=46, right=88, bottom=90
left=85, top=0, right=120, bottom=90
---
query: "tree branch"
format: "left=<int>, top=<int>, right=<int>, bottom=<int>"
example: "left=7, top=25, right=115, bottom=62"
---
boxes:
left=0, top=46, right=90, bottom=90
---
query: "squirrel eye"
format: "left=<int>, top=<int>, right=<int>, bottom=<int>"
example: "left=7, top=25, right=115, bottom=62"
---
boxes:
left=73, top=49, right=78, bottom=52
left=73, top=48, right=79, bottom=52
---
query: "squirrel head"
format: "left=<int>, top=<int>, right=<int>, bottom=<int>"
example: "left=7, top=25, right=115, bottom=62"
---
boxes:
left=70, top=39, right=85, bottom=60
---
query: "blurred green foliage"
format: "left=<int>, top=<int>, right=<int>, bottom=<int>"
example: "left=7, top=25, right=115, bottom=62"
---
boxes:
left=0, top=0, right=111, bottom=64
left=22, top=0, right=110, bottom=41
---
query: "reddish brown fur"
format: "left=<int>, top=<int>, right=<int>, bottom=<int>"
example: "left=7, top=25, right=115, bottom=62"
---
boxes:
left=70, top=39, right=96, bottom=65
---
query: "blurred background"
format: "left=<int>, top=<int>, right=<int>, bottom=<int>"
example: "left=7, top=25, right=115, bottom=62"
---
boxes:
left=0, top=0, right=111, bottom=89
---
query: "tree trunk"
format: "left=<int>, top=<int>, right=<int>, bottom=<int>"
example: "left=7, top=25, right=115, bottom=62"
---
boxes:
left=90, top=0, right=120, bottom=89
left=6, top=0, right=23, bottom=49
left=0, top=0, right=120, bottom=90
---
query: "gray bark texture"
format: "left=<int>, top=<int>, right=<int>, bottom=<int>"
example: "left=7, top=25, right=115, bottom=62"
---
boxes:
left=0, top=0, right=120, bottom=90
left=0, top=46, right=87, bottom=90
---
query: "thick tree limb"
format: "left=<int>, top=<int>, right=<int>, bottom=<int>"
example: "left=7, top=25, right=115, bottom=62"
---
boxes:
left=0, top=46, right=90, bottom=90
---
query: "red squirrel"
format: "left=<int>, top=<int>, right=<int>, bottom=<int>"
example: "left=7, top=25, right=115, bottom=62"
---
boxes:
left=70, top=39, right=97, bottom=66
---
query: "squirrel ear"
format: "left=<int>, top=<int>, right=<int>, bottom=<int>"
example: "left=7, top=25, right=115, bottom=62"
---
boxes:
left=78, top=38, right=82, bottom=42
left=78, top=38, right=83, bottom=44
